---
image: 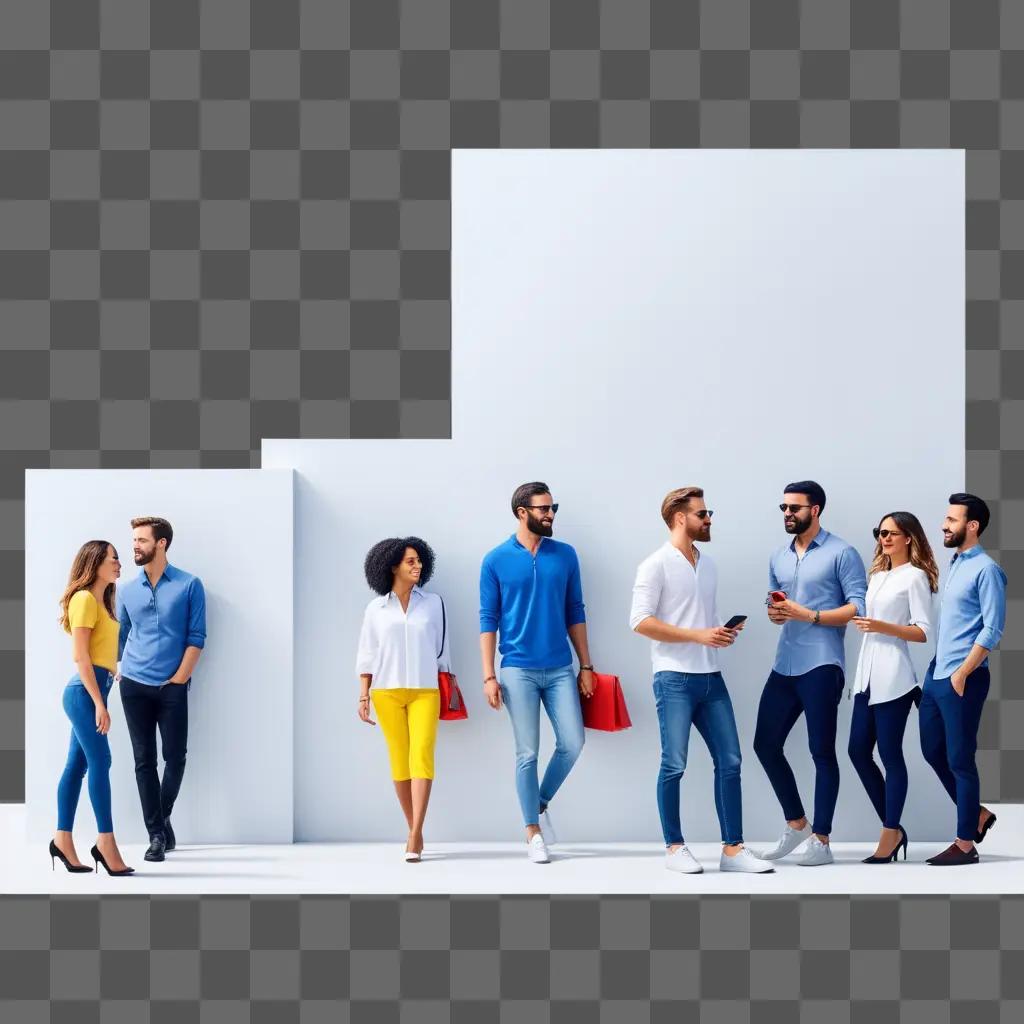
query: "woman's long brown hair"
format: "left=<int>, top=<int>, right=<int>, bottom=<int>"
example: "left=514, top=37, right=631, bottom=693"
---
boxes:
left=868, top=511, right=940, bottom=593
left=59, top=540, right=117, bottom=632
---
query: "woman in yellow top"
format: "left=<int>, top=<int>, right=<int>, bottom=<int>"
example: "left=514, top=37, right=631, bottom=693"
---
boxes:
left=52, top=541, right=134, bottom=876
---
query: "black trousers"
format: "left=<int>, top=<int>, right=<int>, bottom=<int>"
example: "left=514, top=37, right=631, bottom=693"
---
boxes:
left=120, top=677, right=189, bottom=838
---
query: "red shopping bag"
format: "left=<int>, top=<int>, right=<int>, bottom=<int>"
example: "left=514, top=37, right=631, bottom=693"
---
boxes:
left=438, top=671, right=468, bottom=721
left=580, top=673, right=632, bottom=731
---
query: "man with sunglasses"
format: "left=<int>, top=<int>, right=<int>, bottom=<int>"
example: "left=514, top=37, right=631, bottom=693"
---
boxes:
left=919, top=493, right=1005, bottom=866
left=631, top=487, right=774, bottom=875
left=479, top=481, right=596, bottom=863
left=754, top=481, right=867, bottom=866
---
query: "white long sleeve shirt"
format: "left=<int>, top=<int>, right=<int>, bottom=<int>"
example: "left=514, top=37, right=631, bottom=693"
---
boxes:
left=850, top=563, right=933, bottom=704
left=355, top=587, right=450, bottom=689
left=629, top=542, right=721, bottom=674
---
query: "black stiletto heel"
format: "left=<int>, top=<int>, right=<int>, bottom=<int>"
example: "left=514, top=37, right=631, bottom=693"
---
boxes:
left=49, top=839, right=93, bottom=873
left=862, top=826, right=908, bottom=864
left=90, top=844, right=135, bottom=877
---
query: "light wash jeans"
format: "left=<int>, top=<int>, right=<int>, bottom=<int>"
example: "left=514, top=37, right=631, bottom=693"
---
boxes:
left=500, top=665, right=585, bottom=827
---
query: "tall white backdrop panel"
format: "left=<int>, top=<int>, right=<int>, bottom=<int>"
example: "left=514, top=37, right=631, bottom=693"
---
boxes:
left=25, top=470, right=294, bottom=844
left=266, top=150, right=964, bottom=842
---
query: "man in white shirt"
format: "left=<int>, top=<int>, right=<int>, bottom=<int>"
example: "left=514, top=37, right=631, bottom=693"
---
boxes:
left=630, top=487, right=773, bottom=875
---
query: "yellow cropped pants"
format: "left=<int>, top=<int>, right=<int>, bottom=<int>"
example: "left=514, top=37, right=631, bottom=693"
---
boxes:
left=371, top=688, right=440, bottom=781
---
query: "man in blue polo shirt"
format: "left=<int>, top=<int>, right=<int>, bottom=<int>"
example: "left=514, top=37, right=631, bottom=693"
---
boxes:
left=753, top=480, right=867, bottom=867
left=479, top=481, right=597, bottom=864
left=118, top=516, right=206, bottom=863
left=921, top=493, right=1006, bottom=866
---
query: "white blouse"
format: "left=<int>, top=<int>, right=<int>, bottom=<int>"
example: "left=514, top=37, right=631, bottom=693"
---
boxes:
left=355, top=587, right=450, bottom=689
left=850, top=563, right=933, bottom=704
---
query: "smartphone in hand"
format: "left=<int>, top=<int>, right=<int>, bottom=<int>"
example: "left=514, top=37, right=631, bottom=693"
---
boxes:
left=769, top=591, right=787, bottom=603
left=724, top=615, right=747, bottom=630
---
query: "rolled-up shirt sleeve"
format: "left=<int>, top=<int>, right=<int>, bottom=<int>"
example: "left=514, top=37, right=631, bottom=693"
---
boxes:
left=479, top=558, right=500, bottom=633
left=907, top=572, right=934, bottom=642
left=629, top=558, right=661, bottom=631
left=975, top=563, right=1007, bottom=651
left=186, top=578, right=207, bottom=649
left=838, top=546, right=868, bottom=617
left=355, top=603, right=377, bottom=675
left=565, top=550, right=586, bottom=627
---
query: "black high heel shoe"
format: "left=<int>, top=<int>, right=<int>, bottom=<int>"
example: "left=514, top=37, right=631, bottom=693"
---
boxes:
left=90, top=845, right=135, bottom=877
left=49, top=839, right=93, bottom=873
left=862, top=826, right=908, bottom=864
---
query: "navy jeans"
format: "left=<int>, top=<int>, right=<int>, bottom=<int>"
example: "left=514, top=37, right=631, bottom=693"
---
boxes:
left=654, top=671, right=743, bottom=846
left=753, top=665, right=844, bottom=836
left=919, top=660, right=989, bottom=841
left=56, top=669, right=114, bottom=833
left=847, top=687, right=919, bottom=829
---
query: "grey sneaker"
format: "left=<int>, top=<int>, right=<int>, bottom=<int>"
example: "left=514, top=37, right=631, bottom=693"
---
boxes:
left=665, top=845, right=704, bottom=874
left=720, top=847, right=775, bottom=874
left=758, top=823, right=812, bottom=861
left=797, top=835, right=834, bottom=867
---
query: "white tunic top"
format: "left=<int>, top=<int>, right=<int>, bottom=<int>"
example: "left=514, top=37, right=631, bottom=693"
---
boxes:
left=355, top=587, right=450, bottom=689
left=629, top=542, right=721, bottom=674
left=850, top=563, right=933, bottom=704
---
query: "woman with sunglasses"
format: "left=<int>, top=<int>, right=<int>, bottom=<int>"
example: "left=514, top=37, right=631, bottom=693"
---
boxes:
left=848, top=512, right=938, bottom=863
left=355, top=536, right=450, bottom=862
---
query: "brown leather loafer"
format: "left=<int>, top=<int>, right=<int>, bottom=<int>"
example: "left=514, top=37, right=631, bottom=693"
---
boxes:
left=926, top=842, right=979, bottom=866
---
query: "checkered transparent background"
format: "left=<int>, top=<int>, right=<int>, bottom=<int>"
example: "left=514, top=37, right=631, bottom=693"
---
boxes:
left=2, top=0, right=1023, bottom=1012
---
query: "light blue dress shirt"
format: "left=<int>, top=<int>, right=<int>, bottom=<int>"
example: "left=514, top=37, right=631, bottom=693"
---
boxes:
left=934, top=545, right=1006, bottom=678
left=118, top=564, right=207, bottom=686
left=768, top=528, right=867, bottom=676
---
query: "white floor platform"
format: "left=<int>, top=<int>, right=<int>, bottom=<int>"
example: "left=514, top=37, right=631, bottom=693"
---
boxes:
left=4, top=804, right=1021, bottom=896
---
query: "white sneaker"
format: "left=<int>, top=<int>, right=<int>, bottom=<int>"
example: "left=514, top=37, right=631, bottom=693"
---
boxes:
left=539, top=808, right=558, bottom=847
left=720, top=847, right=775, bottom=873
left=527, top=834, right=550, bottom=864
left=797, top=835, right=834, bottom=866
left=665, top=845, right=704, bottom=874
left=758, top=822, right=812, bottom=861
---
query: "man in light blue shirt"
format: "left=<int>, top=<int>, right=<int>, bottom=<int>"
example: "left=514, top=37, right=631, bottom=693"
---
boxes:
left=920, top=493, right=1006, bottom=867
left=118, top=516, right=206, bottom=863
left=753, top=481, right=867, bottom=867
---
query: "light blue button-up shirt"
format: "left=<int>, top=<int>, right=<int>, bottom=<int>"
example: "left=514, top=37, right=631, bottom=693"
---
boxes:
left=768, top=529, right=867, bottom=676
left=934, top=545, right=1006, bottom=678
left=118, top=564, right=207, bottom=686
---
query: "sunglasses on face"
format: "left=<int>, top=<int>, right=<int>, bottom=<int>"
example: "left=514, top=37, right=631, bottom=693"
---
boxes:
left=525, top=504, right=559, bottom=515
left=873, top=528, right=904, bottom=540
left=689, top=509, right=714, bottom=520
left=779, top=504, right=811, bottom=514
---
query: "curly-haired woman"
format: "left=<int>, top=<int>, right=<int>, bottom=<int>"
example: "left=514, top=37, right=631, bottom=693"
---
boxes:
left=355, top=536, right=450, bottom=862
left=848, top=511, right=937, bottom=864
left=53, top=541, right=134, bottom=876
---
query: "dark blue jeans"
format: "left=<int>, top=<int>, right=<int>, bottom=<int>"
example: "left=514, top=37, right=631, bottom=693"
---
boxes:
left=653, top=671, right=743, bottom=846
left=847, top=687, right=919, bottom=829
left=753, top=665, right=844, bottom=836
left=919, top=660, right=989, bottom=841
left=57, top=668, right=114, bottom=833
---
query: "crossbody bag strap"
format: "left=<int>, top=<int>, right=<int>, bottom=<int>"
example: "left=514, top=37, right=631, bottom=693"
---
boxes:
left=438, top=595, right=446, bottom=660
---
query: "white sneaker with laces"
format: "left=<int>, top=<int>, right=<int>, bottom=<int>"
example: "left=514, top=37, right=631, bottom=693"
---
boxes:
left=665, top=845, right=704, bottom=874
left=797, top=835, right=834, bottom=866
left=719, top=847, right=774, bottom=873
left=758, top=822, right=812, bottom=861
left=527, top=834, right=550, bottom=864
left=539, top=808, right=557, bottom=847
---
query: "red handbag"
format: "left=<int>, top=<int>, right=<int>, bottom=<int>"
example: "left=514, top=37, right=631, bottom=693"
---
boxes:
left=437, top=598, right=467, bottom=721
left=580, top=672, right=632, bottom=731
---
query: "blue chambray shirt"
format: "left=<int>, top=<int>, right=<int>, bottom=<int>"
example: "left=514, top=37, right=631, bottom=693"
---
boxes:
left=118, top=564, right=207, bottom=686
left=768, top=529, right=867, bottom=676
left=934, top=545, right=1007, bottom=678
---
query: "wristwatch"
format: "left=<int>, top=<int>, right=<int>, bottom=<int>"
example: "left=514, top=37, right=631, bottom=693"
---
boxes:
left=812, top=609, right=821, bottom=625
left=579, top=664, right=594, bottom=672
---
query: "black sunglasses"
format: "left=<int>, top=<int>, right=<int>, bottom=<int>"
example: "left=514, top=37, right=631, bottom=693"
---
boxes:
left=689, top=509, right=714, bottom=519
left=873, top=527, right=904, bottom=540
left=525, top=503, right=559, bottom=515
left=779, top=503, right=812, bottom=513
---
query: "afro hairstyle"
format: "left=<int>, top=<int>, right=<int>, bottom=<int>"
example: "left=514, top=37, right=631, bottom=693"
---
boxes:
left=363, top=536, right=436, bottom=596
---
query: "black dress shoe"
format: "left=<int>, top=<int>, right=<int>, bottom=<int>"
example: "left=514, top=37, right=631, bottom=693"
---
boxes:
left=975, top=812, right=997, bottom=844
left=144, top=835, right=166, bottom=862
left=163, top=819, right=176, bottom=852
left=926, top=842, right=979, bottom=866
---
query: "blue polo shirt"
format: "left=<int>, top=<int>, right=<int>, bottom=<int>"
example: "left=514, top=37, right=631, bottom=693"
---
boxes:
left=934, top=545, right=1006, bottom=678
left=768, top=528, right=867, bottom=676
left=118, top=564, right=207, bottom=686
left=479, top=535, right=586, bottom=669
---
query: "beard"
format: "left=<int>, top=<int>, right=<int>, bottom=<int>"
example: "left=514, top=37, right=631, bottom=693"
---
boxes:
left=784, top=516, right=811, bottom=536
left=134, top=549, right=154, bottom=565
left=943, top=526, right=966, bottom=548
left=694, top=525, right=711, bottom=542
left=526, top=515, right=553, bottom=538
